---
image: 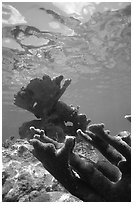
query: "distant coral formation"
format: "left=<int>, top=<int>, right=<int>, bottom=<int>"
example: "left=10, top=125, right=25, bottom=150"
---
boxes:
left=14, top=74, right=90, bottom=142
left=11, top=74, right=131, bottom=201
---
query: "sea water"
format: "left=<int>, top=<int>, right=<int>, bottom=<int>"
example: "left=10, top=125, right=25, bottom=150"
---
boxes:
left=2, top=3, right=131, bottom=141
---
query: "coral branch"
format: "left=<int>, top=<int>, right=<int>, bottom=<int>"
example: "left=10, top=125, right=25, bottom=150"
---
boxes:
left=70, top=152, right=113, bottom=200
left=30, top=126, right=63, bottom=149
left=77, top=129, right=123, bottom=165
left=29, top=137, right=104, bottom=201
left=88, top=124, right=131, bottom=162
left=94, top=160, right=121, bottom=182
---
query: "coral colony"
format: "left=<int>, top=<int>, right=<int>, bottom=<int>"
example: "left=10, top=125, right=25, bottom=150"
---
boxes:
left=10, top=74, right=131, bottom=202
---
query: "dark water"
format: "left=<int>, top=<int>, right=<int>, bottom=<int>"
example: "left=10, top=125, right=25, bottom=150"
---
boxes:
left=2, top=3, right=131, bottom=141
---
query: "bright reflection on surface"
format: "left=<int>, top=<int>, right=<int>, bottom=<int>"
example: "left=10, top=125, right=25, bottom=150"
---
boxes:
left=2, top=4, right=27, bottom=25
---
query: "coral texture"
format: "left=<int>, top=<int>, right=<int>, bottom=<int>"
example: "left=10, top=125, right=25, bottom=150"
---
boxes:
left=14, top=74, right=71, bottom=118
left=14, top=74, right=90, bottom=142
left=29, top=115, right=131, bottom=201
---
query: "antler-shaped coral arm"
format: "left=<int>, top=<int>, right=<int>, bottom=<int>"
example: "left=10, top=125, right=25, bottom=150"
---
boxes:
left=30, top=116, right=131, bottom=202
left=29, top=136, right=104, bottom=201
left=77, top=129, right=123, bottom=166
left=88, top=124, right=131, bottom=162
left=30, top=126, right=63, bottom=149
left=77, top=123, right=131, bottom=201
